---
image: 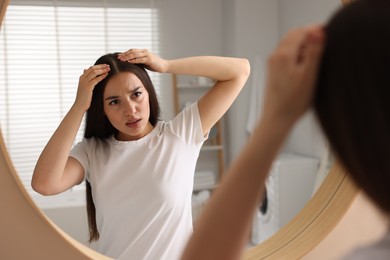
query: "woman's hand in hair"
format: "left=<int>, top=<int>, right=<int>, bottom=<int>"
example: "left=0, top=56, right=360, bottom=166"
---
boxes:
left=263, top=25, right=325, bottom=125
left=117, top=49, right=169, bottom=73
left=74, top=64, right=110, bottom=112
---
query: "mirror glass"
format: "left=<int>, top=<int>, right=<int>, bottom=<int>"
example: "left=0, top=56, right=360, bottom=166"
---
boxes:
left=0, top=0, right=341, bottom=255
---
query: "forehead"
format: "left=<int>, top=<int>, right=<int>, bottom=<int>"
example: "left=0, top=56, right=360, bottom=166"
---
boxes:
left=104, top=72, right=144, bottom=94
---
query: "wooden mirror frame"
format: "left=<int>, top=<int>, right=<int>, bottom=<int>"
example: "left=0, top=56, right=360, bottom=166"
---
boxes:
left=0, top=0, right=358, bottom=258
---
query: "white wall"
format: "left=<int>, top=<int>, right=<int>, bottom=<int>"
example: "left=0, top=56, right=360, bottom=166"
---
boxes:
left=223, top=0, right=279, bottom=162
left=157, top=0, right=225, bottom=120
left=279, top=0, right=341, bottom=35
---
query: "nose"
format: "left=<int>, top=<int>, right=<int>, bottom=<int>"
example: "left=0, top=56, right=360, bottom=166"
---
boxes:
left=124, top=98, right=137, bottom=115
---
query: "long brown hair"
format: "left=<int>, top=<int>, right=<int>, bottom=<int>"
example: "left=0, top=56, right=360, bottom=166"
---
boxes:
left=314, top=0, right=390, bottom=214
left=84, top=53, right=161, bottom=242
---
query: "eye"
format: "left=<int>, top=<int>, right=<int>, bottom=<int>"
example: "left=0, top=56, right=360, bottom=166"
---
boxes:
left=133, top=91, right=142, bottom=98
left=108, top=99, right=119, bottom=106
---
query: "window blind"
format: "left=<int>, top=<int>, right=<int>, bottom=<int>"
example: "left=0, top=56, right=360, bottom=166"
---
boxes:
left=0, top=0, right=160, bottom=207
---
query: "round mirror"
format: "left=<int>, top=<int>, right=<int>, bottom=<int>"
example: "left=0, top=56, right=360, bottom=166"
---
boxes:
left=0, top=0, right=358, bottom=259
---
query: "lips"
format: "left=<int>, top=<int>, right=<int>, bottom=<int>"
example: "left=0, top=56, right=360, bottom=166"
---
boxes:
left=125, top=118, right=141, bottom=127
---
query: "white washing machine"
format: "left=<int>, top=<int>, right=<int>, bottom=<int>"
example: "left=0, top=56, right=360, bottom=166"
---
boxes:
left=251, top=153, right=319, bottom=245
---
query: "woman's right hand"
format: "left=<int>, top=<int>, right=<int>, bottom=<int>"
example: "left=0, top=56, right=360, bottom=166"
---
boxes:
left=74, top=64, right=110, bottom=111
left=263, top=25, right=324, bottom=125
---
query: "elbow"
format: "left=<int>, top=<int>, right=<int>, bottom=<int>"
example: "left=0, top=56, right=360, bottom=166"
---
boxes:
left=242, top=58, right=251, bottom=78
left=31, top=181, right=50, bottom=196
left=237, top=58, right=251, bottom=84
left=31, top=175, right=57, bottom=196
left=237, top=58, right=251, bottom=81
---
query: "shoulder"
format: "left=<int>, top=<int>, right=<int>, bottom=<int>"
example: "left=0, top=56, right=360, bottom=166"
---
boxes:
left=344, top=233, right=390, bottom=260
left=77, top=136, right=110, bottom=146
left=163, top=102, right=199, bottom=130
left=171, top=102, right=200, bottom=124
left=163, top=102, right=205, bottom=145
left=72, top=137, right=113, bottom=153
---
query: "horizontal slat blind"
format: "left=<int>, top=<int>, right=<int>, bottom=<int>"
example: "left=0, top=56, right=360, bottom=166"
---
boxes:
left=0, top=0, right=159, bottom=203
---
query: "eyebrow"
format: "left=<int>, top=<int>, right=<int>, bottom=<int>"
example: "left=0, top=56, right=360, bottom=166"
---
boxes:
left=104, top=86, right=142, bottom=101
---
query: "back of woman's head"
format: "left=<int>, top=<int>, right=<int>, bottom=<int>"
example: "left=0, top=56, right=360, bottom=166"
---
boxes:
left=84, top=52, right=160, bottom=139
left=314, top=0, right=390, bottom=214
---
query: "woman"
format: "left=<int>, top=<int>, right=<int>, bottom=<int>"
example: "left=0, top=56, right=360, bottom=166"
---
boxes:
left=182, top=0, right=390, bottom=259
left=32, top=49, right=250, bottom=259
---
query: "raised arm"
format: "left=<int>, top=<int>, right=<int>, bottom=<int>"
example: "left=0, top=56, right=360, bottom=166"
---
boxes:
left=118, top=50, right=250, bottom=135
left=181, top=26, right=325, bottom=260
left=31, top=64, right=110, bottom=195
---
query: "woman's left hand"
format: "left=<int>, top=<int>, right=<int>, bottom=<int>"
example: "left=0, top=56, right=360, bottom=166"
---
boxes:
left=117, top=49, right=169, bottom=73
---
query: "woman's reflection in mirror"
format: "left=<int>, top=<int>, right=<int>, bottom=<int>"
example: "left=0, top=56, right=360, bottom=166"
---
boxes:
left=31, top=49, right=250, bottom=259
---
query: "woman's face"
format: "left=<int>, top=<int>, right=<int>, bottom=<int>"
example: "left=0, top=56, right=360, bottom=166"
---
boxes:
left=103, top=72, right=153, bottom=141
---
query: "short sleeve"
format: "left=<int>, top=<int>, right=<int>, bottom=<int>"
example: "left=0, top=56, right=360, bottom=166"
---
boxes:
left=69, top=139, right=90, bottom=181
left=169, top=102, right=209, bottom=146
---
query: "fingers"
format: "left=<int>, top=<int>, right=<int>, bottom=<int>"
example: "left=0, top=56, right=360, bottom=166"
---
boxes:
left=78, top=64, right=110, bottom=93
left=117, top=49, right=149, bottom=63
left=116, top=48, right=168, bottom=73
left=299, top=26, right=325, bottom=76
left=277, top=27, right=308, bottom=63
left=272, top=25, right=324, bottom=68
left=83, top=64, right=110, bottom=78
left=269, top=25, right=324, bottom=81
left=88, top=70, right=109, bottom=86
left=264, top=25, right=325, bottom=121
left=75, top=64, right=110, bottom=111
left=81, top=64, right=110, bottom=83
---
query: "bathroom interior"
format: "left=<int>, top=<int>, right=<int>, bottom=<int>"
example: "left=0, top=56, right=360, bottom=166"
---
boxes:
left=0, top=0, right=388, bottom=259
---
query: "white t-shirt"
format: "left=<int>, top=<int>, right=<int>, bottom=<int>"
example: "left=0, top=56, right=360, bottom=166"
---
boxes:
left=70, top=102, right=207, bottom=260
